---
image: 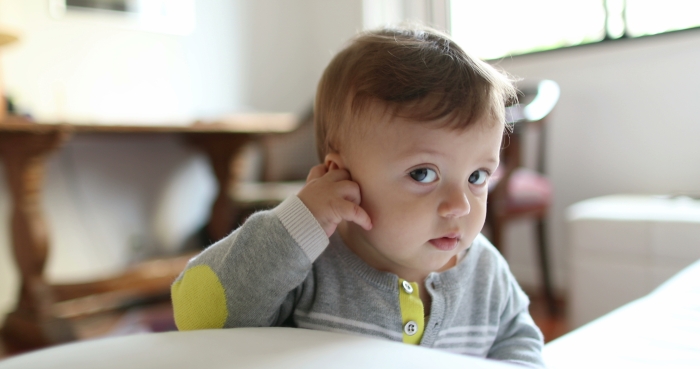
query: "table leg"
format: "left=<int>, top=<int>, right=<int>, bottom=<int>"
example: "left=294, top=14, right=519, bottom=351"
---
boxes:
left=188, top=133, right=252, bottom=242
left=0, top=130, right=74, bottom=348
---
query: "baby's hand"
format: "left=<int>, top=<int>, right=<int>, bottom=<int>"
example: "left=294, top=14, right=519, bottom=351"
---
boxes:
left=297, top=164, right=372, bottom=237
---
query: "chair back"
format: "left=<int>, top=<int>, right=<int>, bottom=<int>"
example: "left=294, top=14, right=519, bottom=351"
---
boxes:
left=504, top=79, right=560, bottom=173
left=489, top=80, right=560, bottom=212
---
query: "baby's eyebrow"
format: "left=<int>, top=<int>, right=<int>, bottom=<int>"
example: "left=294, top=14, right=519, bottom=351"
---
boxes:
left=401, top=149, right=499, bottom=166
left=483, top=157, right=500, bottom=165
left=402, top=147, right=446, bottom=157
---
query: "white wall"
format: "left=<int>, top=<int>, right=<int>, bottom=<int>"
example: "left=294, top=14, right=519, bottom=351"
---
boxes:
left=0, top=0, right=363, bottom=324
left=496, top=31, right=700, bottom=294
left=243, top=0, right=363, bottom=113
left=0, top=0, right=249, bottom=123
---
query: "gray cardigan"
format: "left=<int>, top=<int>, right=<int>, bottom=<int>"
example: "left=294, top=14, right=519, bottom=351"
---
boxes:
left=171, top=196, right=544, bottom=368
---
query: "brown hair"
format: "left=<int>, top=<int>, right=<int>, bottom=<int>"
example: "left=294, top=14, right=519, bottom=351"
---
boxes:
left=314, top=25, right=517, bottom=162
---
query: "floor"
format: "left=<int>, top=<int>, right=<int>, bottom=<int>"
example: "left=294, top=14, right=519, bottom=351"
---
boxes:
left=0, top=290, right=568, bottom=361
left=526, top=290, right=569, bottom=344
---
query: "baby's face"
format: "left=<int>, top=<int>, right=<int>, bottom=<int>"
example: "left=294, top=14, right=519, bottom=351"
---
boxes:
left=336, top=109, right=503, bottom=281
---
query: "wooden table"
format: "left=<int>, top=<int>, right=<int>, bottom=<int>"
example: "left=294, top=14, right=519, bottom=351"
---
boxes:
left=0, top=114, right=298, bottom=349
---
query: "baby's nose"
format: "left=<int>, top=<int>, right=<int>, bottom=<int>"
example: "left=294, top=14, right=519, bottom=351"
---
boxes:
left=438, top=187, right=470, bottom=218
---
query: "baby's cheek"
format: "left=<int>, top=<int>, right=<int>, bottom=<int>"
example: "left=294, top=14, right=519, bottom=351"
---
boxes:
left=471, top=184, right=490, bottom=197
left=465, top=206, right=487, bottom=238
left=363, top=185, right=427, bottom=233
left=380, top=205, right=428, bottom=241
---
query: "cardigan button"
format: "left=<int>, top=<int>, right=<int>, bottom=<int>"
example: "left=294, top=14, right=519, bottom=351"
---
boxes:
left=404, top=321, right=418, bottom=336
left=401, top=280, right=414, bottom=294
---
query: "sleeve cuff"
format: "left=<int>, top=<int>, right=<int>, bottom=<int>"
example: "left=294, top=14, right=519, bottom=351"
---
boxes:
left=272, top=195, right=329, bottom=261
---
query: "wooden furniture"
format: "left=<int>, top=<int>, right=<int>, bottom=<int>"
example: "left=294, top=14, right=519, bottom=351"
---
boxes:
left=0, top=327, right=519, bottom=369
left=229, top=106, right=316, bottom=222
left=0, top=114, right=297, bottom=349
left=486, top=80, right=560, bottom=314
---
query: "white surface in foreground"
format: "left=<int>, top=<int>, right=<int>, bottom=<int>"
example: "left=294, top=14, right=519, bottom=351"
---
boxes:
left=544, top=258, right=700, bottom=369
left=0, top=327, right=519, bottom=369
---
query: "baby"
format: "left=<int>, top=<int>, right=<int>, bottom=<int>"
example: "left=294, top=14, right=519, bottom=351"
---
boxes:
left=172, top=25, right=544, bottom=368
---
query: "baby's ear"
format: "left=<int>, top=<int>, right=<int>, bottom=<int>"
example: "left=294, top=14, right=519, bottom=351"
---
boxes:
left=324, top=152, right=345, bottom=171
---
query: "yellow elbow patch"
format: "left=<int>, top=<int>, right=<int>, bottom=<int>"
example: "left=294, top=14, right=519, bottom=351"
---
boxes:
left=171, top=264, right=228, bottom=330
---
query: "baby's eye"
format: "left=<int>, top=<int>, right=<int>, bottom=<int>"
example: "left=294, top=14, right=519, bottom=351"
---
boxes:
left=409, top=168, right=437, bottom=183
left=469, top=170, right=488, bottom=185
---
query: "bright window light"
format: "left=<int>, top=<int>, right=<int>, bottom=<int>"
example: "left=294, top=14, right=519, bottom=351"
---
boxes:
left=450, top=0, right=605, bottom=60
left=626, top=0, right=700, bottom=37
left=450, top=0, right=700, bottom=60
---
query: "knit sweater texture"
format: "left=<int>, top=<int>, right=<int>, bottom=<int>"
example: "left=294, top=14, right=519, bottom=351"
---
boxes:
left=171, top=196, right=544, bottom=368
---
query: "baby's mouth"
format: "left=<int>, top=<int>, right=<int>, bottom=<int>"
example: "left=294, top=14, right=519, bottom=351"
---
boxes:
left=429, top=235, right=460, bottom=251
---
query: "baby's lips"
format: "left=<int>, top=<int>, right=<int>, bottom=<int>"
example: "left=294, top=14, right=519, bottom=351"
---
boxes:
left=440, top=232, right=461, bottom=240
left=429, top=237, right=459, bottom=251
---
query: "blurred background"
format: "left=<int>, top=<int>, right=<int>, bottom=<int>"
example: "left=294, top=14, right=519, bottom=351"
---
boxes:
left=1, top=0, right=699, bottom=354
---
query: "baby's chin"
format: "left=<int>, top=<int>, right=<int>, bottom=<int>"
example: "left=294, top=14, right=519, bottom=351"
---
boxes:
left=436, top=254, right=459, bottom=272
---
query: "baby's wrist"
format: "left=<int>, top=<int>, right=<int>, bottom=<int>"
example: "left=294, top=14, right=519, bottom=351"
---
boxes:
left=296, top=194, right=334, bottom=236
left=273, top=196, right=329, bottom=261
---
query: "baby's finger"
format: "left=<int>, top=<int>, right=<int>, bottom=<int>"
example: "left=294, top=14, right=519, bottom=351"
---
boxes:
left=322, top=168, right=351, bottom=182
left=335, top=200, right=373, bottom=231
left=306, top=164, right=328, bottom=182
left=336, top=180, right=362, bottom=205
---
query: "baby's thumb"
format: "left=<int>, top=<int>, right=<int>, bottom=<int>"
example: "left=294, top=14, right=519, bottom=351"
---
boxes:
left=344, top=202, right=372, bottom=231
left=306, top=164, right=328, bottom=183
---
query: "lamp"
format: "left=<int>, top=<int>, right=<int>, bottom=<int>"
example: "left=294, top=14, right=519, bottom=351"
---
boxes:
left=0, top=28, right=19, bottom=121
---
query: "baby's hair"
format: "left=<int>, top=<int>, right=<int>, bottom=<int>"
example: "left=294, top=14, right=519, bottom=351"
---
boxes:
left=314, top=24, right=517, bottom=162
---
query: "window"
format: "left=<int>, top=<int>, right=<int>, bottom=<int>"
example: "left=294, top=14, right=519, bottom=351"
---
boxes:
left=626, top=0, right=700, bottom=37
left=450, top=0, right=700, bottom=60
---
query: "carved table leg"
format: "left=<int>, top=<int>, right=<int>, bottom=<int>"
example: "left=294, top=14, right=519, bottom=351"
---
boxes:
left=0, top=130, right=73, bottom=348
left=188, top=133, right=252, bottom=242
